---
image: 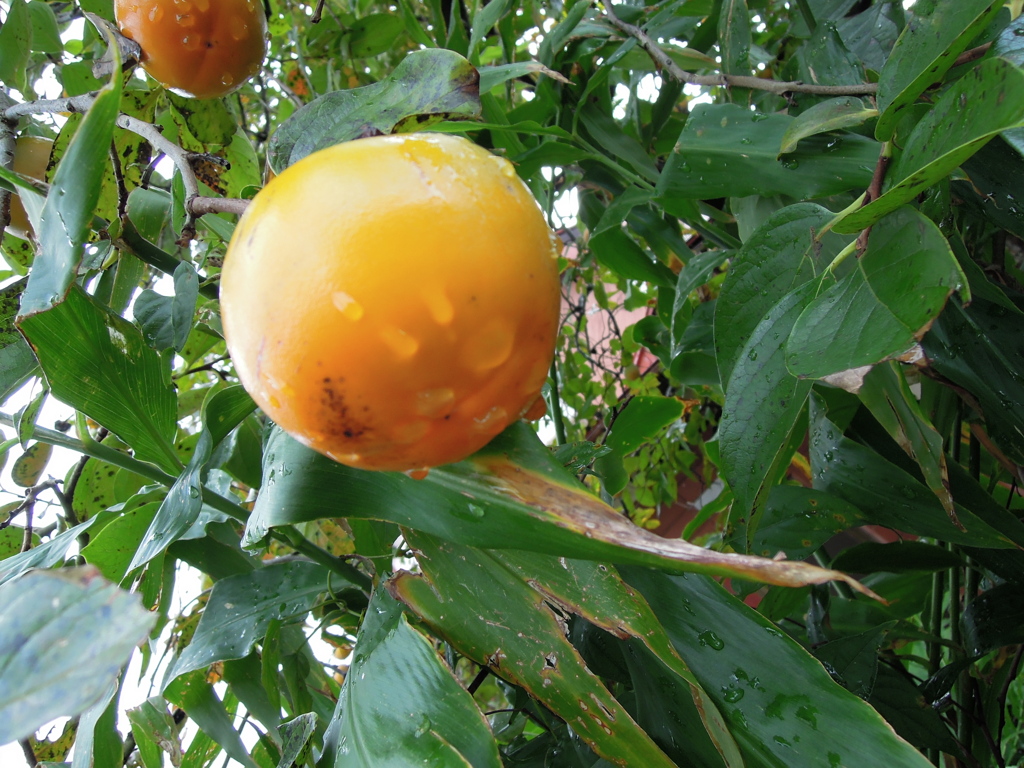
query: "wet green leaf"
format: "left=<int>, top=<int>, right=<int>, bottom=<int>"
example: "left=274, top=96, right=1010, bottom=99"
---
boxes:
left=875, top=0, right=1001, bottom=140
left=620, top=567, right=934, bottom=768
left=779, top=97, right=878, bottom=155
left=0, top=566, right=154, bottom=745
left=269, top=49, right=481, bottom=171
left=788, top=208, right=963, bottom=379
left=839, top=57, right=1024, bottom=233
left=751, top=485, right=868, bottom=560
left=0, top=278, right=37, bottom=402
left=657, top=104, right=879, bottom=200
left=133, top=261, right=200, bottom=353
left=0, top=0, right=31, bottom=92
left=18, top=285, right=179, bottom=471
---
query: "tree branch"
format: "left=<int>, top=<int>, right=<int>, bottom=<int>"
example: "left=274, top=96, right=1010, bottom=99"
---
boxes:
left=190, top=196, right=251, bottom=217
left=602, top=5, right=878, bottom=97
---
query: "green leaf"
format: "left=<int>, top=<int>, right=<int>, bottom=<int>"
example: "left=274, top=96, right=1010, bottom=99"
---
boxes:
left=657, top=104, right=879, bottom=200
left=831, top=541, right=963, bottom=575
left=868, top=665, right=958, bottom=752
left=469, top=0, right=511, bottom=59
left=167, top=94, right=237, bottom=149
left=0, top=566, right=155, bottom=745
left=751, top=485, right=868, bottom=560
left=126, top=698, right=184, bottom=768
left=81, top=502, right=160, bottom=582
left=269, top=49, right=481, bottom=171
left=594, top=395, right=683, bottom=495
left=718, top=0, right=751, bottom=75
left=922, top=296, right=1024, bottom=465
left=245, top=422, right=872, bottom=593
left=277, top=713, right=316, bottom=768
left=27, top=0, right=62, bottom=53
left=0, top=0, right=31, bottom=92
left=170, top=561, right=332, bottom=680
left=478, top=61, right=569, bottom=93
left=779, top=97, right=878, bottom=155
left=390, top=532, right=676, bottom=767
left=875, top=0, right=1001, bottom=140
left=11, top=441, right=52, bottom=487
left=839, top=57, right=1024, bottom=234
left=0, top=517, right=106, bottom=586
left=18, top=285, right=179, bottom=471
left=809, top=396, right=1023, bottom=547
left=579, top=104, right=661, bottom=182
left=0, top=278, right=37, bottom=402
left=619, top=567, right=934, bottom=768
left=349, top=12, right=406, bottom=58
left=164, top=670, right=258, bottom=768
left=132, top=261, right=200, bottom=352
left=715, top=203, right=849, bottom=385
left=813, top=622, right=894, bottom=700
left=788, top=207, right=962, bottom=379
left=323, top=589, right=501, bottom=767
left=719, top=283, right=815, bottom=539
left=20, top=49, right=121, bottom=316
left=858, top=362, right=953, bottom=517
left=962, top=582, right=1024, bottom=656
left=15, top=384, right=46, bottom=448
left=588, top=227, right=677, bottom=288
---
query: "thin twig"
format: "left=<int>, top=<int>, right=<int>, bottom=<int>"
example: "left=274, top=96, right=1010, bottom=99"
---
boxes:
left=190, top=196, right=251, bottom=217
left=602, top=5, right=878, bottom=96
left=312, top=0, right=327, bottom=22
left=855, top=149, right=892, bottom=252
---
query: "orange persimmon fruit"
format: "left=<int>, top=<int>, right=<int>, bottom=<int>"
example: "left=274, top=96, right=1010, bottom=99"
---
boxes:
left=221, top=133, right=562, bottom=473
left=114, top=0, right=268, bottom=99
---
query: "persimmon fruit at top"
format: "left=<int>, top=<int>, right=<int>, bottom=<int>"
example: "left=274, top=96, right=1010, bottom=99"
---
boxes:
left=6, top=136, right=53, bottom=241
left=114, top=0, right=268, bottom=99
left=220, top=133, right=562, bottom=473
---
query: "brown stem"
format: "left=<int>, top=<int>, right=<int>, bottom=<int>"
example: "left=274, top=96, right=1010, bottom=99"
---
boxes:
left=855, top=152, right=891, bottom=252
left=312, top=0, right=327, bottom=22
left=953, top=42, right=992, bottom=69
left=602, top=6, right=878, bottom=96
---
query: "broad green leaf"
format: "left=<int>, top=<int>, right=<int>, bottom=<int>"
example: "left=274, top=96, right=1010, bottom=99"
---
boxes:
left=719, top=283, right=815, bottom=539
left=922, top=296, right=1024, bottom=465
left=671, top=249, right=727, bottom=356
left=26, top=0, right=62, bottom=53
left=962, top=582, right=1024, bottom=656
left=349, top=12, right=405, bottom=58
left=164, top=670, right=258, bottom=768
left=170, top=561, right=332, bottom=680
left=324, top=589, right=501, bottom=767
left=809, top=396, right=1023, bottom=547
left=779, top=97, right=878, bottom=155
left=751, top=485, right=868, bottom=560
left=469, top=0, right=511, bottom=59
left=794, top=19, right=864, bottom=87
left=20, top=48, right=121, bottom=316
left=579, top=104, right=660, bottom=182
left=132, top=261, right=199, bottom=352
left=0, top=566, right=154, bottom=745
left=18, top=285, right=179, bottom=471
left=66, top=452, right=147, bottom=524
left=167, top=94, right=236, bottom=149
left=390, top=532, right=676, bottom=767
left=203, top=385, right=257, bottom=448
left=838, top=57, right=1024, bottom=234
left=246, top=422, right=873, bottom=593
left=80, top=502, right=160, bottom=582
left=718, top=0, right=751, bottom=75
left=858, top=362, right=952, bottom=517
left=788, top=208, right=962, bottom=379
left=269, top=49, right=481, bottom=171
left=868, top=666, right=958, bottom=752
left=594, top=395, right=684, bottom=495
left=0, top=278, right=37, bottom=401
left=875, top=0, right=1001, bottom=140
left=619, top=567, right=934, bottom=768
left=277, top=713, right=317, bottom=768
left=836, top=1, right=900, bottom=72
left=715, top=203, right=849, bottom=385
left=0, top=0, right=31, bottom=92
left=657, top=104, right=879, bottom=200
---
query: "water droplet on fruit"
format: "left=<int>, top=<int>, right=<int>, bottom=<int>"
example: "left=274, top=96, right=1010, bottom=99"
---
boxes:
left=391, top=420, right=429, bottom=444
left=473, top=406, right=508, bottom=434
left=149, top=4, right=165, bottom=21
left=327, top=450, right=362, bottom=466
left=229, top=15, right=250, bottom=40
left=221, top=72, right=236, bottom=87
left=182, top=35, right=201, bottom=51
left=333, top=291, right=364, bottom=321
left=380, top=326, right=419, bottom=359
left=463, top=320, right=514, bottom=371
left=406, top=468, right=430, bottom=480
left=176, top=13, right=196, bottom=27
left=416, top=388, right=455, bottom=418
left=422, top=286, right=454, bottom=325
